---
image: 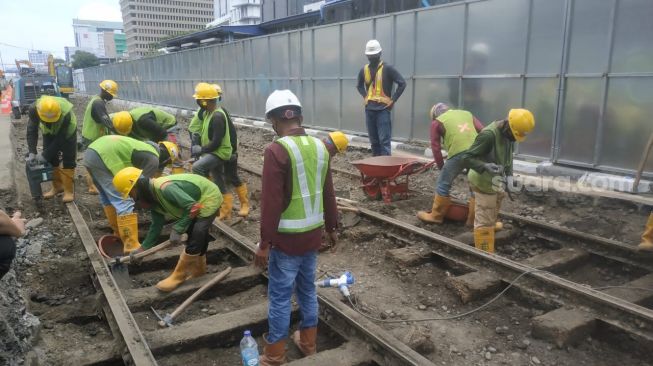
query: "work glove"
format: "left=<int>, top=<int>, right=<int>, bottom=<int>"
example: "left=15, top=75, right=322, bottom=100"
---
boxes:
left=169, top=230, right=182, bottom=246
left=27, top=153, right=46, bottom=165
left=26, top=153, right=36, bottom=163
left=190, top=145, right=202, bottom=158
left=190, top=133, right=201, bottom=146
left=483, top=163, right=503, bottom=175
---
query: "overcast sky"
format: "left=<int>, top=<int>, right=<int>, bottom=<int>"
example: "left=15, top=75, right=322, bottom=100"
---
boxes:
left=0, top=0, right=121, bottom=69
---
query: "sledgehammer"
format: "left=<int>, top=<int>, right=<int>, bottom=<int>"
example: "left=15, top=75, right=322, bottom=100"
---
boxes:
left=151, top=266, right=232, bottom=327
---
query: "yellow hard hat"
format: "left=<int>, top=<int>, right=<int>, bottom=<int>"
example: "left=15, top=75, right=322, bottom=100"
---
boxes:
left=328, top=131, right=349, bottom=153
left=193, top=82, right=218, bottom=100
left=36, top=96, right=61, bottom=123
left=99, top=80, right=119, bottom=97
left=112, top=111, right=133, bottom=135
left=159, top=141, right=180, bottom=164
left=508, top=108, right=535, bottom=142
left=113, top=167, right=143, bottom=199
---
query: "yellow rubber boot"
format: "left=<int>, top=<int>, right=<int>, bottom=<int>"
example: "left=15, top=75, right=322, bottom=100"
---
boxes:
left=259, top=337, right=287, bottom=366
left=218, top=193, right=234, bottom=221
left=417, top=195, right=451, bottom=224
left=86, top=170, right=99, bottom=195
left=292, top=327, right=317, bottom=356
left=156, top=251, right=199, bottom=292
left=103, top=205, right=119, bottom=236
left=117, top=213, right=141, bottom=253
left=474, top=226, right=495, bottom=253
left=466, top=197, right=475, bottom=227
left=189, top=254, right=207, bottom=279
left=235, top=184, right=250, bottom=217
left=171, top=166, right=186, bottom=174
left=638, top=213, right=653, bottom=251
left=43, top=167, right=63, bottom=199
left=60, top=168, right=76, bottom=203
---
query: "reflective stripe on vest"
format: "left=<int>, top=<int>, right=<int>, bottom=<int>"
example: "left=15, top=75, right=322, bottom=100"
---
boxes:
left=200, top=107, right=232, bottom=160
left=364, top=62, right=392, bottom=106
left=276, top=136, right=328, bottom=233
left=152, top=173, right=222, bottom=219
left=439, top=109, right=477, bottom=158
left=82, top=95, right=108, bottom=141
left=38, top=96, right=77, bottom=138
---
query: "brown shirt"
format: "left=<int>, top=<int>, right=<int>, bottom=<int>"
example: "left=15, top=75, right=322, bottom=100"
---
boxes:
left=260, top=128, right=338, bottom=255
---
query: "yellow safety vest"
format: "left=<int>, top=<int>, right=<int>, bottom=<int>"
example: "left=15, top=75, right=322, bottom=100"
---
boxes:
left=364, top=62, right=393, bottom=106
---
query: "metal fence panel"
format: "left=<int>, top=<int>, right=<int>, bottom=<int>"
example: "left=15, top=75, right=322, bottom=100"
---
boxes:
left=81, top=0, right=653, bottom=176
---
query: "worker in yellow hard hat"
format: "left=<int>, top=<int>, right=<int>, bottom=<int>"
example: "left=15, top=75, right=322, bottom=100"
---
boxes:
left=112, top=167, right=222, bottom=292
left=80, top=79, right=119, bottom=194
left=189, top=82, right=233, bottom=217
left=322, top=131, right=349, bottom=158
left=83, top=135, right=179, bottom=254
left=460, top=108, right=535, bottom=253
left=26, top=96, right=78, bottom=203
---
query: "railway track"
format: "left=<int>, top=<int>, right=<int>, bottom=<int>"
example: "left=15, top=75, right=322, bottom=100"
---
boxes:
left=64, top=201, right=436, bottom=365
left=236, top=161, right=653, bottom=355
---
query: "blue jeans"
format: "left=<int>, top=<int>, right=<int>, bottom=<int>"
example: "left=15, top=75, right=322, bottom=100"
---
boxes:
left=266, top=249, right=318, bottom=343
left=365, top=108, right=392, bottom=156
left=83, top=149, right=134, bottom=215
left=435, top=153, right=467, bottom=197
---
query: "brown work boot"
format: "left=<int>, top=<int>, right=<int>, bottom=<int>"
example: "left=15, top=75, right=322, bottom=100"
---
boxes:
left=638, top=213, right=653, bottom=251
left=218, top=193, right=234, bottom=221
left=43, top=167, right=63, bottom=199
left=156, top=251, right=199, bottom=292
left=292, top=327, right=317, bottom=356
left=416, top=195, right=451, bottom=224
left=60, top=168, right=75, bottom=203
left=235, top=184, right=250, bottom=217
left=465, top=197, right=475, bottom=227
left=259, top=337, right=286, bottom=366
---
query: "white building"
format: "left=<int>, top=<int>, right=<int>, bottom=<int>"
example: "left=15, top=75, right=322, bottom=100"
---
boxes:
left=210, top=0, right=261, bottom=27
left=72, top=19, right=125, bottom=59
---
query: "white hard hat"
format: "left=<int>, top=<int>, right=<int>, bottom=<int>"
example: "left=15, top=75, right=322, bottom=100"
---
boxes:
left=365, top=39, right=382, bottom=55
left=265, top=90, right=302, bottom=115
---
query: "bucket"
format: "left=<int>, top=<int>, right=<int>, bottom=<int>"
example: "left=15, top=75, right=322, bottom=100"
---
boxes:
left=445, top=202, right=469, bottom=222
left=98, top=235, right=124, bottom=259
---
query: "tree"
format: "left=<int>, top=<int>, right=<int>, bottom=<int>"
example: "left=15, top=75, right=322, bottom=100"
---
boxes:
left=53, top=58, right=66, bottom=65
left=71, top=51, right=100, bottom=69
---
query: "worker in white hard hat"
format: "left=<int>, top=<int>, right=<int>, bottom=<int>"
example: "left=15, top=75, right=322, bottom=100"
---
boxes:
left=356, top=39, right=406, bottom=156
left=254, top=90, right=338, bottom=365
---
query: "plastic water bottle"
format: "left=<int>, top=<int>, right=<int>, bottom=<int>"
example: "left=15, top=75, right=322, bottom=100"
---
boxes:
left=240, top=330, right=260, bottom=366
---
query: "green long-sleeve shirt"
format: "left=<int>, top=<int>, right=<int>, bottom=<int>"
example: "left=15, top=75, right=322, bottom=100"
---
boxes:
left=142, top=181, right=202, bottom=249
left=460, top=125, right=513, bottom=176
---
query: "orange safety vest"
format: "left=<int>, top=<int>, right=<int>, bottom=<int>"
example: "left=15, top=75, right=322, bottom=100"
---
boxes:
left=364, top=62, right=393, bottom=106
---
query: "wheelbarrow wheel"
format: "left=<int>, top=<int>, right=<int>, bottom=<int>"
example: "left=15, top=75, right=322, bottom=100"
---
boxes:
left=361, top=177, right=382, bottom=201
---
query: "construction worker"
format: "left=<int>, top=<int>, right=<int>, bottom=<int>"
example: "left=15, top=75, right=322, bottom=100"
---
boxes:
left=356, top=39, right=406, bottom=156
left=417, top=103, right=484, bottom=224
left=81, top=80, right=119, bottom=194
left=0, top=210, right=25, bottom=280
left=83, top=135, right=179, bottom=253
left=26, top=96, right=77, bottom=203
left=460, top=109, right=535, bottom=253
left=112, top=107, right=178, bottom=143
left=639, top=213, right=653, bottom=251
left=322, top=131, right=349, bottom=158
left=189, top=82, right=232, bottom=212
left=254, top=90, right=338, bottom=365
left=112, top=168, right=222, bottom=292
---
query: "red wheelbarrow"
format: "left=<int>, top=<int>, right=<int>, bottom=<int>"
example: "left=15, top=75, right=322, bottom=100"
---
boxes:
left=351, top=156, right=436, bottom=203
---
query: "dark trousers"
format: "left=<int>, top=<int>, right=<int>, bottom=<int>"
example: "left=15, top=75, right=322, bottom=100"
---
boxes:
left=0, top=235, right=16, bottom=279
left=223, top=156, right=242, bottom=188
left=43, top=134, right=77, bottom=169
left=365, top=108, right=392, bottom=156
left=185, top=213, right=218, bottom=255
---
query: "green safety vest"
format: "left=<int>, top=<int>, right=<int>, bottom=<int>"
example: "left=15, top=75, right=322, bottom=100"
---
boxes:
left=200, top=107, right=232, bottom=160
left=188, top=108, right=203, bottom=134
left=439, top=109, right=478, bottom=158
left=89, top=135, right=159, bottom=176
left=82, top=95, right=108, bottom=141
left=468, top=122, right=513, bottom=194
left=276, top=136, right=329, bottom=233
left=37, top=96, right=76, bottom=138
left=151, top=174, right=222, bottom=219
left=129, top=107, right=177, bottom=141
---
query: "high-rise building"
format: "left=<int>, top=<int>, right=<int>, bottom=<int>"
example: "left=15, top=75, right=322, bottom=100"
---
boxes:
left=210, top=0, right=261, bottom=27
left=72, top=19, right=126, bottom=59
left=120, top=0, right=215, bottom=59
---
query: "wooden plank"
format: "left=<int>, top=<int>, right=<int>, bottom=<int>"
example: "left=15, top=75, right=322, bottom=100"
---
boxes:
left=67, top=202, right=158, bottom=366
left=285, top=341, right=373, bottom=366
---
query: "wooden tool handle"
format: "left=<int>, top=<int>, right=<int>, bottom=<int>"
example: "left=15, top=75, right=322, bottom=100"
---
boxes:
left=115, top=234, right=187, bottom=265
left=169, top=267, right=232, bottom=321
left=634, top=132, right=653, bottom=193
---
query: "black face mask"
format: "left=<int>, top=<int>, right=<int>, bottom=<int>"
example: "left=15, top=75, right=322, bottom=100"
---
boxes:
left=367, top=55, right=381, bottom=65
left=101, top=90, right=113, bottom=101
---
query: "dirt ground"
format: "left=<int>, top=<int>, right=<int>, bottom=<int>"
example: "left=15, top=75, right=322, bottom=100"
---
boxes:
left=1, top=94, right=650, bottom=365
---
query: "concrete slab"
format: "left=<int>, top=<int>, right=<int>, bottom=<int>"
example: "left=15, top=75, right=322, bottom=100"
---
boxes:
left=385, top=246, right=431, bottom=267
left=285, top=341, right=373, bottom=366
left=520, top=248, right=590, bottom=272
left=445, top=271, right=502, bottom=304
left=532, top=307, right=596, bottom=348
left=603, top=273, right=653, bottom=304
left=0, top=115, right=15, bottom=191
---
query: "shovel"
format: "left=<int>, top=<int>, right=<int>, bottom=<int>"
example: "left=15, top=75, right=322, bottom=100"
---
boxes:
left=152, top=266, right=232, bottom=327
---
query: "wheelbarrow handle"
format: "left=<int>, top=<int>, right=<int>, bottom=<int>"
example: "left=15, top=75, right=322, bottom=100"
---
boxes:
left=393, top=159, right=437, bottom=179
